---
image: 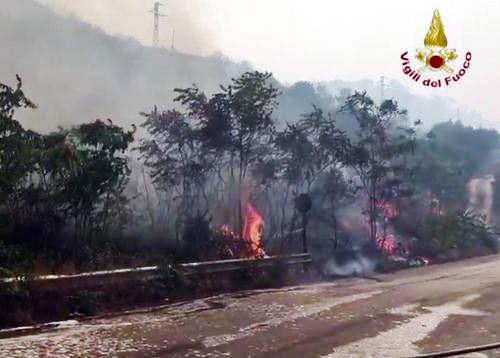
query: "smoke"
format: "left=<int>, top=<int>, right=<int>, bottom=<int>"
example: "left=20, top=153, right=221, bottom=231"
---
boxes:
left=2, top=0, right=492, bottom=137
left=0, top=0, right=249, bottom=133
left=467, top=175, right=495, bottom=223
left=35, top=0, right=215, bottom=55
left=323, top=253, right=375, bottom=277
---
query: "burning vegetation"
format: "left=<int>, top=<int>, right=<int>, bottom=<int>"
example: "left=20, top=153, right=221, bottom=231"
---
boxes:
left=242, top=202, right=267, bottom=258
left=213, top=202, right=266, bottom=259
left=0, top=71, right=499, bottom=280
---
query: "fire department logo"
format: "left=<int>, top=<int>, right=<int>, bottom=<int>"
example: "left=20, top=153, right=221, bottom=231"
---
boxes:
left=416, top=10, right=457, bottom=73
left=400, top=9, right=471, bottom=87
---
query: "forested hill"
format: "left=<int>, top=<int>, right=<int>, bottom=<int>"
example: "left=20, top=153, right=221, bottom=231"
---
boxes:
left=0, top=0, right=250, bottom=132
left=0, top=0, right=493, bottom=133
left=323, top=79, right=495, bottom=130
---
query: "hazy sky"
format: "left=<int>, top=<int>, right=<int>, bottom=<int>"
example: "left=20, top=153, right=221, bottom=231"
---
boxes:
left=36, top=0, right=500, bottom=123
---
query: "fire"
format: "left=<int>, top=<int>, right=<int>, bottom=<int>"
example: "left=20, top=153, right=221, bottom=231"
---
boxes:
left=216, top=202, right=266, bottom=259
left=376, top=234, right=398, bottom=255
left=376, top=201, right=398, bottom=219
left=242, top=202, right=266, bottom=258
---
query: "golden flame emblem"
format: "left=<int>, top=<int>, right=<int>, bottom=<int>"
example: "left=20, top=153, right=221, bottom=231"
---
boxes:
left=415, top=10, right=457, bottom=73
left=424, top=10, right=448, bottom=50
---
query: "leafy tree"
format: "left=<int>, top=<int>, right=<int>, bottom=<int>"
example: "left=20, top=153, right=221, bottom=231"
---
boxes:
left=276, top=107, right=349, bottom=190
left=413, top=121, right=499, bottom=210
left=342, top=92, right=416, bottom=243
left=61, top=119, right=135, bottom=239
left=141, top=71, right=280, bottom=238
left=0, top=76, right=37, bottom=210
left=310, top=169, right=358, bottom=249
left=430, top=121, right=499, bottom=170
left=1, top=76, right=135, bottom=268
left=138, top=107, right=211, bottom=240
left=0, top=76, right=43, bottom=258
left=412, top=139, right=468, bottom=210
left=411, top=211, right=498, bottom=258
left=275, top=81, right=336, bottom=121
left=274, top=106, right=350, bottom=249
left=8, top=119, right=135, bottom=260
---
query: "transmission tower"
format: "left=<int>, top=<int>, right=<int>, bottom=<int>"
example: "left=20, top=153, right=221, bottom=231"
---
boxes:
left=150, top=2, right=165, bottom=47
left=171, top=29, right=176, bottom=51
left=380, top=76, right=386, bottom=104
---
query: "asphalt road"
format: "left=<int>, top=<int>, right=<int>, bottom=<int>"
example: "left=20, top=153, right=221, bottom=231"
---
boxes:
left=3, top=255, right=500, bottom=357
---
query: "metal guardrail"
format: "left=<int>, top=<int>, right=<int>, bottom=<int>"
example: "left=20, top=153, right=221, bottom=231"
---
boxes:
left=181, top=253, right=312, bottom=275
left=0, top=253, right=312, bottom=284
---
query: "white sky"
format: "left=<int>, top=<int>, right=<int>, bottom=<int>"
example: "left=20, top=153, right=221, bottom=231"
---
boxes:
left=36, top=0, right=500, bottom=123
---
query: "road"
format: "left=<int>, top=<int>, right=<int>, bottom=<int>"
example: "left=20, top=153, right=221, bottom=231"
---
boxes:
left=3, top=255, right=500, bottom=357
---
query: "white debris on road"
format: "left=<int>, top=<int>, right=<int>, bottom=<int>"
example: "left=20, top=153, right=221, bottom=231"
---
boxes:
left=322, top=294, right=489, bottom=358
left=202, top=290, right=383, bottom=348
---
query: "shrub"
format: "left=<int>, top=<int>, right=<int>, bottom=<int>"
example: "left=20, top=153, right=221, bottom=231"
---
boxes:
left=410, top=211, right=498, bottom=259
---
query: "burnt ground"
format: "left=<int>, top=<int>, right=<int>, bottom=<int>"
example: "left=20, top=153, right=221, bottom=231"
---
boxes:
left=2, top=255, right=500, bottom=357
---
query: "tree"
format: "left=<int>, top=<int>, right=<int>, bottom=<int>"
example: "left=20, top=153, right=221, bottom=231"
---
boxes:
left=342, top=92, right=416, bottom=244
left=138, top=107, right=212, bottom=241
left=413, top=121, right=499, bottom=210
left=0, top=76, right=37, bottom=207
left=412, top=210, right=498, bottom=258
left=0, top=76, right=40, bottom=240
left=274, top=106, right=351, bottom=249
left=60, top=119, right=135, bottom=239
left=412, top=139, right=468, bottom=210
left=430, top=121, right=499, bottom=171
left=310, top=169, right=358, bottom=249
left=141, top=71, right=280, bottom=239
left=14, top=119, right=135, bottom=259
left=0, top=77, right=38, bottom=272
left=1, top=76, right=136, bottom=266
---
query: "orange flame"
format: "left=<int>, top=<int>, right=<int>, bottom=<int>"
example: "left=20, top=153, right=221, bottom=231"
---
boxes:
left=242, top=202, right=266, bottom=258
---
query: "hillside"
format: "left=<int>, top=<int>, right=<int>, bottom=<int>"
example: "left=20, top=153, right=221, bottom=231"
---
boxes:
left=0, top=0, right=250, bottom=132
left=323, top=79, right=494, bottom=129
left=0, top=0, right=493, bottom=133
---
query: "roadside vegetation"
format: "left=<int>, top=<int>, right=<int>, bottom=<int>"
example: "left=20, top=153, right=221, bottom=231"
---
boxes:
left=0, top=72, right=499, bottom=278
